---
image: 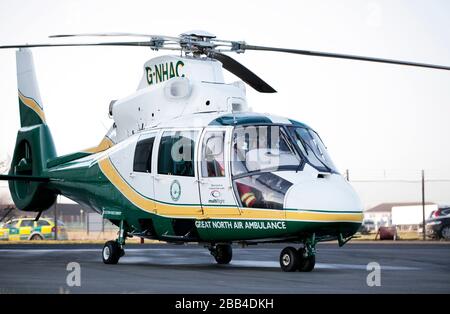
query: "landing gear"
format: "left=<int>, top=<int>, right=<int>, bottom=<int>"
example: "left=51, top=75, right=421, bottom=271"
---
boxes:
left=279, top=247, right=316, bottom=272
left=102, top=240, right=122, bottom=264
left=279, top=236, right=317, bottom=272
left=280, top=247, right=298, bottom=272
left=297, top=248, right=315, bottom=272
left=209, top=243, right=233, bottom=264
left=102, top=220, right=126, bottom=265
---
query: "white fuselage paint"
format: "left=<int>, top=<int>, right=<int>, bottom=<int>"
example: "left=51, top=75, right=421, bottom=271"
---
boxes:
left=98, top=55, right=362, bottom=217
left=106, top=116, right=362, bottom=215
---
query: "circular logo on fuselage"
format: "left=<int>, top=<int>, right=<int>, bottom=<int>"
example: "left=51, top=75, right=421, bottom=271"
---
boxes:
left=170, top=180, right=181, bottom=202
left=211, top=190, right=221, bottom=198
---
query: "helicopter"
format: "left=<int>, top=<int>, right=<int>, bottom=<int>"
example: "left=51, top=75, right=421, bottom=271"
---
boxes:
left=1, top=30, right=449, bottom=272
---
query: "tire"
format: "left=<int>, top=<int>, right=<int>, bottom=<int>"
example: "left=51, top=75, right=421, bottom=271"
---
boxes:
left=279, top=247, right=298, bottom=272
left=102, top=240, right=121, bottom=264
left=297, top=248, right=316, bottom=272
left=30, top=234, right=43, bottom=240
left=440, top=226, right=450, bottom=240
left=214, top=244, right=232, bottom=264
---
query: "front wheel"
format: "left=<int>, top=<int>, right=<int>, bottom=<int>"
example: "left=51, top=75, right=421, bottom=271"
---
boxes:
left=297, top=248, right=316, bottom=272
left=279, top=247, right=299, bottom=272
left=214, top=244, right=233, bottom=264
left=102, top=240, right=122, bottom=264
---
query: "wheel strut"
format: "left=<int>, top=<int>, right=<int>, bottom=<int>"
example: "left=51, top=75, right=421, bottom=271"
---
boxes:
left=102, top=220, right=127, bottom=264
left=279, top=234, right=318, bottom=272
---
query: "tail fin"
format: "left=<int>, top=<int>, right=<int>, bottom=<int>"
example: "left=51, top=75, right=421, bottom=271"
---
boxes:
left=16, top=49, right=46, bottom=126
left=7, top=49, right=57, bottom=212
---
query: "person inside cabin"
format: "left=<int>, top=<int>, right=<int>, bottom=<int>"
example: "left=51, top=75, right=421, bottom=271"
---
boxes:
left=231, top=135, right=259, bottom=208
left=236, top=181, right=257, bottom=207
left=204, top=133, right=226, bottom=177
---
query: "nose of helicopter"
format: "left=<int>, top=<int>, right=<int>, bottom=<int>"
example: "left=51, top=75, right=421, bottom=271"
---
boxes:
left=284, top=173, right=363, bottom=216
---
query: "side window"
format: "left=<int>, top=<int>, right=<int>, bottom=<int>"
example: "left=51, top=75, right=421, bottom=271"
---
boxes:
left=37, top=220, right=50, bottom=227
left=20, top=220, right=34, bottom=227
left=133, top=135, right=155, bottom=173
left=202, top=131, right=225, bottom=177
left=158, top=130, right=198, bottom=177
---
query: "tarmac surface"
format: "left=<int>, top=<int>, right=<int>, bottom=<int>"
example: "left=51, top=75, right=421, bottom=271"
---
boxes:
left=0, top=242, right=449, bottom=293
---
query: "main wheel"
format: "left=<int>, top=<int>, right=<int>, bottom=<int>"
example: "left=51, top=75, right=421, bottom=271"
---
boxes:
left=279, top=247, right=299, bottom=272
left=440, top=226, right=450, bottom=240
left=297, top=248, right=316, bottom=272
left=102, top=240, right=122, bottom=264
left=214, top=244, right=232, bottom=264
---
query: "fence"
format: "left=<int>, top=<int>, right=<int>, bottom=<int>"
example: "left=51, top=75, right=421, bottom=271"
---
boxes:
left=346, top=168, right=450, bottom=240
left=1, top=169, right=450, bottom=241
left=346, top=169, right=450, bottom=209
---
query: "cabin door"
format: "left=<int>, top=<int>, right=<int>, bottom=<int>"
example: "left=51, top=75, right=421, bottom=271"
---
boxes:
left=153, top=129, right=203, bottom=218
left=198, top=128, right=240, bottom=217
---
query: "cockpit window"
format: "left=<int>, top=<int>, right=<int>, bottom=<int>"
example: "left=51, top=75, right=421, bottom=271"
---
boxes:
left=231, top=125, right=301, bottom=176
left=288, top=127, right=338, bottom=173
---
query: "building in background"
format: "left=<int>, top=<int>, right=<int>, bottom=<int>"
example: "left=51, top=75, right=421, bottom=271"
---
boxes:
left=364, top=202, right=437, bottom=231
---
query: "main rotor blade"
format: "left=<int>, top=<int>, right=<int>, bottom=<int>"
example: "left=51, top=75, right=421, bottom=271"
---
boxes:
left=210, top=52, right=277, bottom=93
left=241, top=44, right=450, bottom=71
left=50, top=32, right=180, bottom=42
left=0, top=41, right=179, bottom=50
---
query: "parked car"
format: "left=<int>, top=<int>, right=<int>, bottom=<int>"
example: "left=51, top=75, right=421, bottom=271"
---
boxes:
left=0, top=217, right=68, bottom=241
left=429, top=206, right=450, bottom=219
left=359, top=219, right=376, bottom=234
left=426, top=211, right=450, bottom=240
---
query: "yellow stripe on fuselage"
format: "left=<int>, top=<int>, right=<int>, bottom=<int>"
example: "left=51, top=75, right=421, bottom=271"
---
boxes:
left=98, top=157, right=363, bottom=223
left=98, top=158, right=202, bottom=217
left=18, top=91, right=46, bottom=123
left=83, top=137, right=114, bottom=154
left=99, top=157, right=156, bottom=210
left=285, top=210, right=362, bottom=223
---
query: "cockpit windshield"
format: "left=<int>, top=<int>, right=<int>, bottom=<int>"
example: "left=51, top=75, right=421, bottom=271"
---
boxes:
left=229, top=124, right=337, bottom=210
left=231, top=125, right=301, bottom=176
left=288, top=126, right=338, bottom=173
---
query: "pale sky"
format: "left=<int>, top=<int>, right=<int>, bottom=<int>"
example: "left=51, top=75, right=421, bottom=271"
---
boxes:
left=0, top=0, right=449, bottom=207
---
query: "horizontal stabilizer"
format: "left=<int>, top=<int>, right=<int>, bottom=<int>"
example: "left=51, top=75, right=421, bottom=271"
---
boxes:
left=0, top=174, right=50, bottom=182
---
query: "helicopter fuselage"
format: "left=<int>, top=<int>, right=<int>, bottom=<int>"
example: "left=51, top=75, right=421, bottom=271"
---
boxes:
left=2, top=28, right=448, bottom=270
left=44, top=111, right=363, bottom=244
left=3, top=48, right=366, bottom=270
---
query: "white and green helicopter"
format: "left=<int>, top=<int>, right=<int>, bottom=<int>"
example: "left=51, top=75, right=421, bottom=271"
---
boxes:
left=1, top=31, right=449, bottom=272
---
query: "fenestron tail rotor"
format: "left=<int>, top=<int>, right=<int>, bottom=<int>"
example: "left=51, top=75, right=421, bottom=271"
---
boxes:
left=1, top=30, right=449, bottom=93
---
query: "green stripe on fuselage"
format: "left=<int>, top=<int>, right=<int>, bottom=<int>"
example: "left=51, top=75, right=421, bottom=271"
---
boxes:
left=45, top=156, right=360, bottom=243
